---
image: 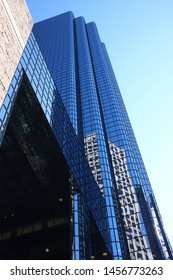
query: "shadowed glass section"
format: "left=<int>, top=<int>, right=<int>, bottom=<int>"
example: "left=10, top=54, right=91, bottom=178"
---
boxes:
left=0, top=73, right=72, bottom=259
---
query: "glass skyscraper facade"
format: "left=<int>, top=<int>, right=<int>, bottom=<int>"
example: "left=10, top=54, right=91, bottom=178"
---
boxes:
left=0, top=10, right=172, bottom=260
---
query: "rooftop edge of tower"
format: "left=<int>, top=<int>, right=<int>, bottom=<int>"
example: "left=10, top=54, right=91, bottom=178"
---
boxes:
left=34, top=11, right=74, bottom=25
left=75, top=16, right=85, bottom=22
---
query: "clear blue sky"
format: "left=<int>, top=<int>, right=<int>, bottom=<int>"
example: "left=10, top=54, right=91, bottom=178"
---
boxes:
left=26, top=0, right=173, bottom=246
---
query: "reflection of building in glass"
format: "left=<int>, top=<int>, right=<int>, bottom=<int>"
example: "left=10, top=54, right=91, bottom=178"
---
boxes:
left=0, top=3, right=172, bottom=259
left=109, top=141, right=153, bottom=260
left=151, top=206, right=169, bottom=259
left=84, top=133, right=104, bottom=196
left=85, top=133, right=153, bottom=259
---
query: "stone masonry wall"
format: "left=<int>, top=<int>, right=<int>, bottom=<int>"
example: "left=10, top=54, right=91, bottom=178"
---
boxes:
left=0, top=0, right=33, bottom=107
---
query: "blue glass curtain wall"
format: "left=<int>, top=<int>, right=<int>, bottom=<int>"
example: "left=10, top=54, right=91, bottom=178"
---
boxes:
left=0, top=31, right=112, bottom=260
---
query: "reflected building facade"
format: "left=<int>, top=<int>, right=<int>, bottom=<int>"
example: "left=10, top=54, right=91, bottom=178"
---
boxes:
left=0, top=5, right=172, bottom=260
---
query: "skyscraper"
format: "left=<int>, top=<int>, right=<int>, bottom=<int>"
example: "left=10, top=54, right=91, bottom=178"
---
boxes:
left=33, top=12, right=172, bottom=260
left=0, top=4, right=172, bottom=260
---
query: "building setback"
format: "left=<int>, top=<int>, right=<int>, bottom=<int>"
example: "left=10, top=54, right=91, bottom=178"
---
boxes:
left=0, top=3, right=172, bottom=260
